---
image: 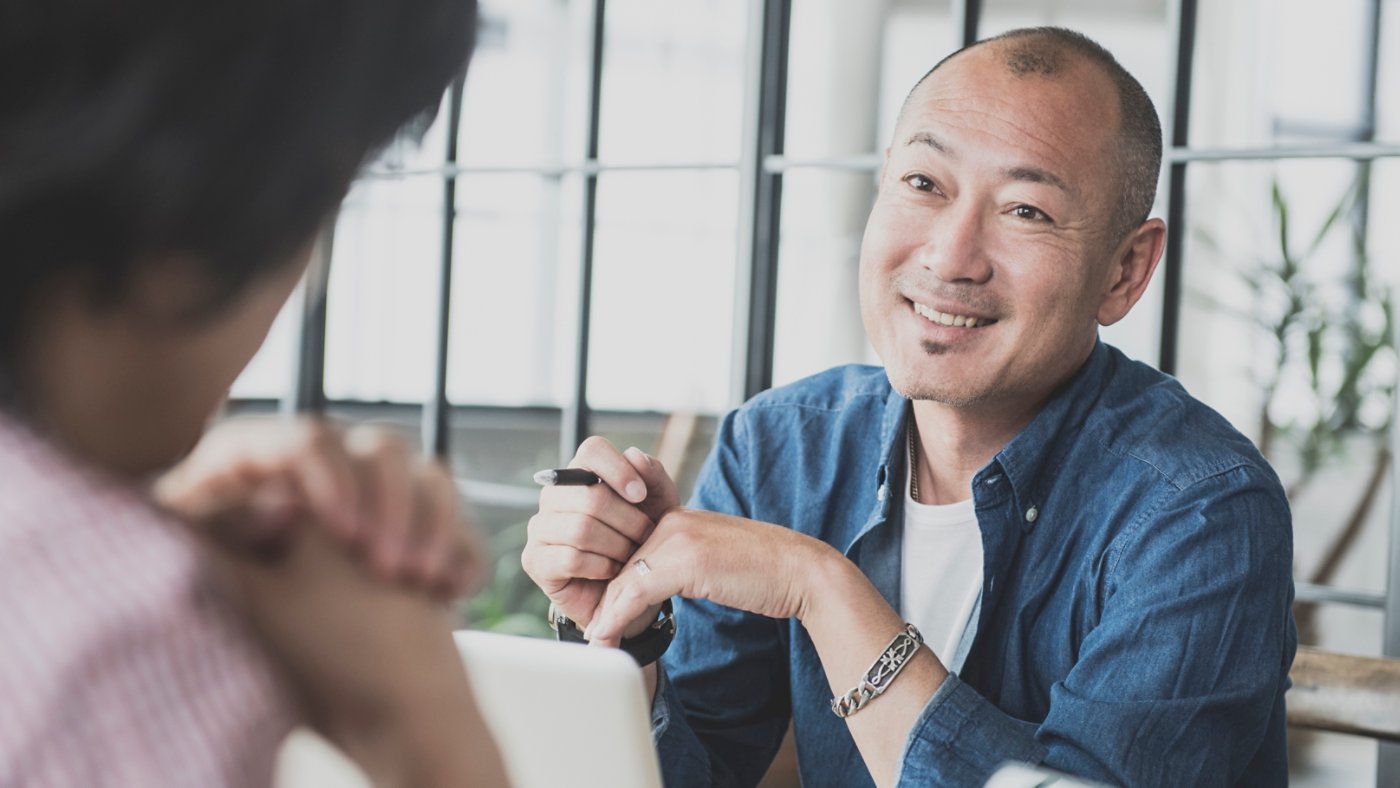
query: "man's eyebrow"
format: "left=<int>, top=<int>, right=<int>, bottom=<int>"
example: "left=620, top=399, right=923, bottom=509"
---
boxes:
left=1005, top=165, right=1071, bottom=194
left=904, top=131, right=951, bottom=155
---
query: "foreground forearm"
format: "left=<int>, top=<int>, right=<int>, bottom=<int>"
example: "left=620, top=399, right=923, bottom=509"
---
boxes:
left=798, top=549, right=948, bottom=787
left=325, top=653, right=508, bottom=787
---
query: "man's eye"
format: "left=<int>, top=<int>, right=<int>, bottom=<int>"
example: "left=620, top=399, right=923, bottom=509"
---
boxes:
left=903, top=174, right=936, bottom=192
left=1013, top=204, right=1051, bottom=222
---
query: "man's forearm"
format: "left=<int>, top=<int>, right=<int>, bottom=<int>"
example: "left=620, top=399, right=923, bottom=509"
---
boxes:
left=797, top=548, right=949, bottom=787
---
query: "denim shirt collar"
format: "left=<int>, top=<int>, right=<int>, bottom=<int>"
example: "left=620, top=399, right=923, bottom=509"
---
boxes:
left=838, top=376, right=913, bottom=609
left=853, top=377, right=911, bottom=543
left=988, top=339, right=1114, bottom=531
left=846, top=340, right=1114, bottom=611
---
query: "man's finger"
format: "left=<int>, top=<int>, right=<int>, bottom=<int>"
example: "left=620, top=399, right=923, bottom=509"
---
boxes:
left=622, top=446, right=680, bottom=521
left=538, top=484, right=654, bottom=544
left=572, top=435, right=647, bottom=504
left=521, top=544, right=623, bottom=586
left=529, top=512, right=639, bottom=564
left=586, top=555, right=669, bottom=647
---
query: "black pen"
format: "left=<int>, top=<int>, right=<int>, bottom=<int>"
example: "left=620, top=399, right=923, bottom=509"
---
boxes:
left=533, top=468, right=602, bottom=486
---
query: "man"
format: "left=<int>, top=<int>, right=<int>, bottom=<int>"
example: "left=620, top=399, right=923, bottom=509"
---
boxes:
left=0, top=0, right=508, bottom=784
left=524, top=27, right=1295, bottom=787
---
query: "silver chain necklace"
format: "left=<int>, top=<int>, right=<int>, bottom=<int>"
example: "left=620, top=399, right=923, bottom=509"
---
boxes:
left=907, top=418, right=921, bottom=504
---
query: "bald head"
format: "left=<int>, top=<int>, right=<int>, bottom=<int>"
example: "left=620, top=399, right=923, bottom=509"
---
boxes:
left=902, top=28, right=1162, bottom=242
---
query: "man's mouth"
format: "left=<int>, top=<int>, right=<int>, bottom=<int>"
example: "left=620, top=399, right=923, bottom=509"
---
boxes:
left=911, top=301, right=997, bottom=328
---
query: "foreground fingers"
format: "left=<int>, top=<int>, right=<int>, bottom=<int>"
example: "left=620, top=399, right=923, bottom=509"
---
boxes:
left=394, top=459, right=485, bottom=598
left=345, top=427, right=416, bottom=572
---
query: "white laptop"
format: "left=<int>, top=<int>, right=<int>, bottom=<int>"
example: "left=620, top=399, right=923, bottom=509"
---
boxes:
left=273, top=631, right=663, bottom=788
left=453, top=629, right=664, bottom=788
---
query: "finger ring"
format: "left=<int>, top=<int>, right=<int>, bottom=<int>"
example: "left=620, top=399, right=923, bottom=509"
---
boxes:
left=633, top=558, right=652, bottom=576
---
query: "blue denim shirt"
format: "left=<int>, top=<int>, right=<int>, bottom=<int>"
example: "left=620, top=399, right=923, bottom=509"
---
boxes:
left=651, top=341, right=1296, bottom=787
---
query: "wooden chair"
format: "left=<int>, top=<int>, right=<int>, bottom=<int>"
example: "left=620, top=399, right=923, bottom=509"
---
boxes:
left=1288, top=646, right=1400, bottom=743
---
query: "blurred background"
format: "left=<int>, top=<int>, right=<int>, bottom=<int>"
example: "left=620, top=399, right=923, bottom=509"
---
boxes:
left=226, top=1, right=1400, bottom=783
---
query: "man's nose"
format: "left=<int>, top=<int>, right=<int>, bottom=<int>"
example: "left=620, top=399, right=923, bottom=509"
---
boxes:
left=914, top=204, right=992, bottom=284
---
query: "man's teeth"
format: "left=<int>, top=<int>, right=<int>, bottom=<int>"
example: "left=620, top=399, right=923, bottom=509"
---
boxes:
left=913, top=302, right=985, bottom=328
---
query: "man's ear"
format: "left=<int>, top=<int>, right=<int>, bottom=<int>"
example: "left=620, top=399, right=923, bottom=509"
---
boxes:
left=1097, top=217, right=1166, bottom=327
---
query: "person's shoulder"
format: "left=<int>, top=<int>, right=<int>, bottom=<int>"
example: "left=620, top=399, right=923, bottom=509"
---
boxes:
left=0, top=417, right=204, bottom=641
left=1093, top=346, right=1281, bottom=495
left=739, top=364, right=893, bottom=416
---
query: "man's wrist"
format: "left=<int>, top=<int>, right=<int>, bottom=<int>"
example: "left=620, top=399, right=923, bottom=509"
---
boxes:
left=550, top=599, right=676, bottom=666
left=621, top=602, right=664, bottom=639
left=794, top=540, right=858, bottom=625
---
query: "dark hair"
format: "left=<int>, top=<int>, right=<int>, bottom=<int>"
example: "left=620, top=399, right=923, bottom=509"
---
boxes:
left=905, top=27, right=1163, bottom=242
left=0, top=0, right=477, bottom=375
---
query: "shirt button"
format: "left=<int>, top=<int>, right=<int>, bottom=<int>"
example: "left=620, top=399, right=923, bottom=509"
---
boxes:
left=1025, top=506, right=1039, bottom=523
left=877, top=484, right=888, bottom=502
left=985, top=475, right=1002, bottom=486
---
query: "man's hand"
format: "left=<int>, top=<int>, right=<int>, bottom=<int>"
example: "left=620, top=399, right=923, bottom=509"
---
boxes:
left=582, top=509, right=838, bottom=647
left=154, top=416, right=486, bottom=599
left=520, top=436, right=678, bottom=629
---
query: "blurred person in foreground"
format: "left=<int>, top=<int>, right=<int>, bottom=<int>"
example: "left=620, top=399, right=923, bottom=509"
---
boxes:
left=524, top=27, right=1295, bottom=787
left=0, top=0, right=508, bottom=785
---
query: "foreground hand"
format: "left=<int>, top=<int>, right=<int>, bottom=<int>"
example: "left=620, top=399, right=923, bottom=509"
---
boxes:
left=521, top=436, right=679, bottom=627
left=205, top=517, right=508, bottom=787
left=584, top=508, right=836, bottom=647
left=155, top=416, right=486, bottom=599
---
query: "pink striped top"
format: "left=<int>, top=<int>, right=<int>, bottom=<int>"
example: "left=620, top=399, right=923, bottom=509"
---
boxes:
left=0, top=414, right=295, bottom=787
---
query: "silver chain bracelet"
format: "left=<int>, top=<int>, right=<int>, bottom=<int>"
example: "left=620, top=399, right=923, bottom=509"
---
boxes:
left=830, top=623, right=925, bottom=718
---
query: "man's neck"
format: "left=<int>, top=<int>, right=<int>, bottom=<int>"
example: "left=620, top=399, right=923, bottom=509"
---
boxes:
left=909, top=397, right=1044, bottom=505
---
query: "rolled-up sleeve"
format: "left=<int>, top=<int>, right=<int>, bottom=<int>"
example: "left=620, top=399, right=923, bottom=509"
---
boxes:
left=652, top=409, right=792, bottom=786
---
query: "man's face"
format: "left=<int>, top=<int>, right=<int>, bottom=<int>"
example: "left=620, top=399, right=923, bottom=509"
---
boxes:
left=859, top=45, right=1126, bottom=412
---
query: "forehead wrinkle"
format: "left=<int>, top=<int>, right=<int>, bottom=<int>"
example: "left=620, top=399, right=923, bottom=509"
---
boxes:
left=908, top=94, right=1093, bottom=200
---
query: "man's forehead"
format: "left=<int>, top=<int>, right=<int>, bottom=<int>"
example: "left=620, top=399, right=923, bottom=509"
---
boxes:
left=904, top=41, right=1110, bottom=115
left=895, top=47, right=1118, bottom=158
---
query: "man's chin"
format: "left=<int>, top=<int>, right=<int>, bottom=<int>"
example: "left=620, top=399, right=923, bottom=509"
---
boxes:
left=884, top=368, right=989, bottom=409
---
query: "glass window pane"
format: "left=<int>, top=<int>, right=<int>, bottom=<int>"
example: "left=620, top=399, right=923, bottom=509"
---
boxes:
left=459, top=0, right=591, bottom=168
left=1191, top=0, right=1389, bottom=147
left=586, top=170, right=740, bottom=413
left=448, top=173, right=581, bottom=407
left=786, top=1, right=953, bottom=160
left=323, top=176, right=444, bottom=403
left=598, top=0, right=748, bottom=164
left=772, top=169, right=876, bottom=388
left=1380, top=0, right=1400, bottom=141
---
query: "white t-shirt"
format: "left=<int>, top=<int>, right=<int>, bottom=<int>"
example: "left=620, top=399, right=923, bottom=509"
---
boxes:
left=900, top=474, right=984, bottom=674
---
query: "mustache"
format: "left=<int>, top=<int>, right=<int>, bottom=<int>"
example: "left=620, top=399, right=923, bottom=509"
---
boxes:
left=892, top=273, right=1003, bottom=316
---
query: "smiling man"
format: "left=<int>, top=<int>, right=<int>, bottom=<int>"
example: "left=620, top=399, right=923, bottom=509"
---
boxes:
left=524, top=27, right=1295, bottom=787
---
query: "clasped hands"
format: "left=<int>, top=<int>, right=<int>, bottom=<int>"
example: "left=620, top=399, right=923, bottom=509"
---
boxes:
left=154, top=416, right=509, bottom=786
left=522, top=437, right=837, bottom=648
